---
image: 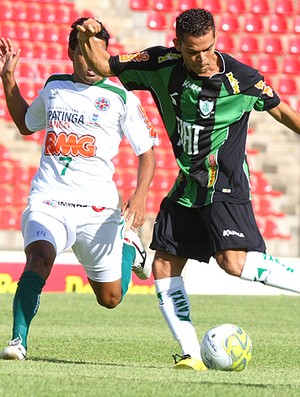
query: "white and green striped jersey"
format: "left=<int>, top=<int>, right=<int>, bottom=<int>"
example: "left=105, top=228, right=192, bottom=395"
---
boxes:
left=25, top=74, right=156, bottom=208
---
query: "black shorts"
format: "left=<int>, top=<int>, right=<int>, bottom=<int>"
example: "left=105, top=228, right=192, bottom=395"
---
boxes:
left=149, top=197, right=266, bottom=263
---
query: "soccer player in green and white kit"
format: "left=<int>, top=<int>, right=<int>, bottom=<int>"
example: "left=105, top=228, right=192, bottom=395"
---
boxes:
left=0, top=18, right=156, bottom=360
left=77, top=9, right=300, bottom=370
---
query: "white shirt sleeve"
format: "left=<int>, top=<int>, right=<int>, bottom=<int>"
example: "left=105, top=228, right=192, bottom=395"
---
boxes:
left=121, top=91, right=158, bottom=156
left=25, top=94, right=47, bottom=132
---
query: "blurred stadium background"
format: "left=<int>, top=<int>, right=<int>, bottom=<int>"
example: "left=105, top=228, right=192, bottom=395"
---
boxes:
left=0, top=0, right=300, bottom=260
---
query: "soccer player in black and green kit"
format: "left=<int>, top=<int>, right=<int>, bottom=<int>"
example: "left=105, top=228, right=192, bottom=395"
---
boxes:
left=77, top=9, right=300, bottom=370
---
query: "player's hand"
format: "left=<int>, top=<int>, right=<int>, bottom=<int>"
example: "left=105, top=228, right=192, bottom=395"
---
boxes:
left=0, top=38, right=20, bottom=78
left=76, top=18, right=102, bottom=42
left=121, top=193, right=146, bottom=230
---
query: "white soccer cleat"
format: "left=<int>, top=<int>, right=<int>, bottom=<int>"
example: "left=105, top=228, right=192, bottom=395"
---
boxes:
left=0, top=338, right=26, bottom=360
left=124, top=229, right=152, bottom=280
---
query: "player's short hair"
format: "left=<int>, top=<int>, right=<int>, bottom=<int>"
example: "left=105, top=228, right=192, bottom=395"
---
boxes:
left=175, top=8, right=215, bottom=41
left=68, top=17, right=110, bottom=51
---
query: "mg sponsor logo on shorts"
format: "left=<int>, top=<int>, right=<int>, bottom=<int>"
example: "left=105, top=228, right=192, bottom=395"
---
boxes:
left=223, top=229, right=245, bottom=238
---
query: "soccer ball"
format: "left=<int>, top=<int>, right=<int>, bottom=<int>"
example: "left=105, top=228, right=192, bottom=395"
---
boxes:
left=200, top=323, right=252, bottom=371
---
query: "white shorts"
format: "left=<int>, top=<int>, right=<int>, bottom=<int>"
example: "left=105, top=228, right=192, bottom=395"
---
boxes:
left=21, top=199, right=125, bottom=282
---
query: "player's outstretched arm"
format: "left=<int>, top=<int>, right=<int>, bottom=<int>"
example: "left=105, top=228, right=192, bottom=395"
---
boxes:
left=0, top=38, right=32, bottom=135
left=122, top=147, right=156, bottom=230
left=76, top=18, right=114, bottom=77
left=268, top=100, right=300, bottom=135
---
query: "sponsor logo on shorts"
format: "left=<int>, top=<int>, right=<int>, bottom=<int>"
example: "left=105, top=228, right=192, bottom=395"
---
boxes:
left=223, top=229, right=245, bottom=238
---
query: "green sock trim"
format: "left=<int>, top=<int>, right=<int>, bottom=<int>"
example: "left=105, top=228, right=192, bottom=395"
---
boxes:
left=12, top=271, right=45, bottom=349
left=121, top=244, right=135, bottom=299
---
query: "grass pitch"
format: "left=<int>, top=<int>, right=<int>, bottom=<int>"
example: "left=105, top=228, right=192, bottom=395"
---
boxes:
left=0, top=293, right=299, bottom=397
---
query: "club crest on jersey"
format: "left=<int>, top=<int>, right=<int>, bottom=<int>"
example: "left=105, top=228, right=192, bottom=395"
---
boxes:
left=199, top=99, right=214, bottom=119
left=94, top=97, right=110, bottom=111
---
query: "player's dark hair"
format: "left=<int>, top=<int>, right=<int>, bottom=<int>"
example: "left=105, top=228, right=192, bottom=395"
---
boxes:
left=68, top=17, right=110, bottom=50
left=176, top=8, right=215, bottom=41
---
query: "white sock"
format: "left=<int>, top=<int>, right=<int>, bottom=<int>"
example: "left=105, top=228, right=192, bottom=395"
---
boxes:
left=155, top=276, right=201, bottom=360
left=241, top=251, right=300, bottom=293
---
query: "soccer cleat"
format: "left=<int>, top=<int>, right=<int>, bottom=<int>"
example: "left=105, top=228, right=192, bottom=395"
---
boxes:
left=0, top=337, right=26, bottom=360
left=124, top=229, right=152, bottom=280
left=172, top=354, right=208, bottom=371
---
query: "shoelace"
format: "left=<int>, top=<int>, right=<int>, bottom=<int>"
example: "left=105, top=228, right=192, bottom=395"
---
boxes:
left=172, top=353, right=191, bottom=364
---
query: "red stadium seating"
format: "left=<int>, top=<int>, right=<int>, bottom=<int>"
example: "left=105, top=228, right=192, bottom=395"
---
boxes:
left=288, top=37, right=300, bottom=55
left=215, top=34, right=236, bottom=53
left=152, top=0, right=174, bottom=12
left=282, top=55, right=300, bottom=75
left=249, top=0, right=270, bottom=15
left=263, top=36, right=283, bottom=55
left=258, top=55, right=279, bottom=75
left=146, top=12, right=168, bottom=30
left=0, top=208, right=18, bottom=229
left=243, top=14, right=265, bottom=34
left=202, top=0, right=222, bottom=14
left=268, top=15, right=288, bottom=34
left=239, top=36, right=260, bottom=53
left=12, top=2, right=27, bottom=21
left=235, top=53, right=254, bottom=68
left=218, top=14, right=240, bottom=33
left=292, top=16, right=300, bottom=34
left=226, top=0, right=246, bottom=14
left=273, top=0, right=294, bottom=15
left=0, top=1, right=13, bottom=20
left=176, top=0, right=198, bottom=12
left=277, top=76, right=298, bottom=95
left=129, top=0, right=150, bottom=11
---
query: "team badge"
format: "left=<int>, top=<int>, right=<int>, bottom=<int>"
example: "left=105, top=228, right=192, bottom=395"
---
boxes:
left=199, top=99, right=214, bottom=119
left=94, top=97, right=110, bottom=111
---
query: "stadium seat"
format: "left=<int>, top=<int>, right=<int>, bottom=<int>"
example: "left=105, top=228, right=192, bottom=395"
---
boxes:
left=0, top=163, right=12, bottom=184
left=235, top=53, right=254, bottom=68
left=13, top=184, right=29, bottom=207
left=152, top=0, right=174, bottom=12
left=243, top=14, right=265, bottom=34
left=251, top=171, right=282, bottom=196
left=118, top=147, right=137, bottom=168
left=0, top=144, right=11, bottom=162
left=165, top=31, right=175, bottom=47
left=216, top=34, right=236, bottom=53
left=0, top=208, right=18, bottom=229
left=0, top=185, right=13, bottom=206
left=218, top=15, right=240, bottom=33
left=273, top=0, right=294, bottom=15
left=19, top=82, right=36, bottom=101
left=202, top=0, right=222, bottom=14
left=55, top=4, right=71, bottom=24
left=12, top=2, right=27, bottom=21
left=25, top=3, right=42, bottom=23
left=135, top=90, right=155, bottom=107
left=146, top=12, right=168, bottom=30
left=256, top=197, right=284, bottom=218
left=239, top=36, right=260, bottom=53
left=292, top=16, right=300, bottom=34
left=14, top=21, right=31, bottom=41
left=19, top=62, right=36, bottom=79
left=11, top=164, right=30, bottom=184
left=29, top=23, right=45, bottom=41
left=44, top=24, right=60, bottom=42
left=33, top=42, right=48, bottom=60
left=151, top=170, right=171, bottom=192
left=129, top=0, right=150, bottom=11
left=40, top=3, right=56, bottom=23
left=263, top=219, right=291, bottom=240
left=19, top=42, right=34, bottom=59
left=258, top=55, right=279, bottom=75
left=0, top=1, right=13, bottom=20
left=176, top=0, right=198, bottom=12
left=282, top=55, right=300, bottom=75
left=249, top=0, right=270, bottom=15
left=268, top=15, right=288, bottom=34
left=263, top=36, right=283, bottom=55
left=226, top=0, right=246, bottom=14
left=146, top=190, right=163, bottom=213
left=277, top=76, right=298, bottom=96
left=288, top=37, right=300, bottom=55
left=1, top=21, right=16, bottom=40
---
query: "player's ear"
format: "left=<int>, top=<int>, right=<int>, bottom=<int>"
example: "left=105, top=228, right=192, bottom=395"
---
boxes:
left=68, top=47, right=74, bottom=61
left=173, top=38, right=180, bottom=51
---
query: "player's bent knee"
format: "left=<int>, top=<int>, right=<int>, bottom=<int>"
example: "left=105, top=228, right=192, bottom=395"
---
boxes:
left=95, top=294, right=121, bottom=309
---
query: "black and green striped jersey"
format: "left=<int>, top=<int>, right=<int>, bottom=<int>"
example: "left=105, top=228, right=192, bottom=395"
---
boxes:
left=109, top=47, right=281, bottom=208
